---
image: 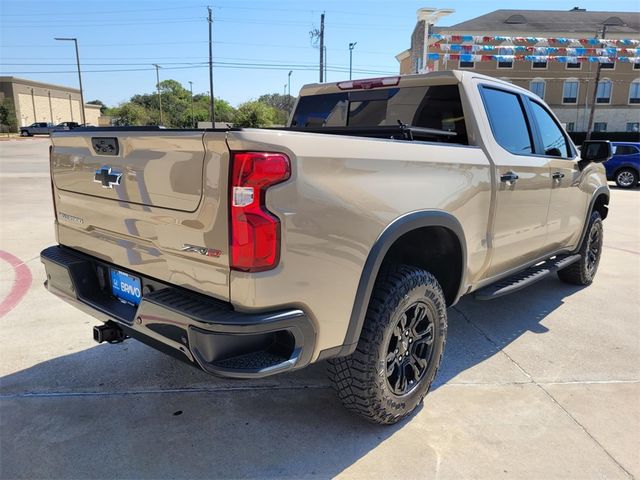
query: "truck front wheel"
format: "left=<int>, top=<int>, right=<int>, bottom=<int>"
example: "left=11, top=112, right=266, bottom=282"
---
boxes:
left=328, top=264, right=447, bottom=425
left=558, top=211, right=603, bottom=285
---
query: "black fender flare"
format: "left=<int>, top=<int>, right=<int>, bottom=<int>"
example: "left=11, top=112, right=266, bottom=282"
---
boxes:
left=574, top=186, right=609, bottom=252
left=325, top=210, right=467, bottom=359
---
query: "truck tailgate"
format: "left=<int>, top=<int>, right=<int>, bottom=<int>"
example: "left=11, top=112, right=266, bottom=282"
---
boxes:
left=50, top=130, right=232, bottom=301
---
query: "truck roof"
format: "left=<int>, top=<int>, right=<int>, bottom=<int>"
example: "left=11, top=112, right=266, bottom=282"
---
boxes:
left=297, top=69, right=527, bottom=98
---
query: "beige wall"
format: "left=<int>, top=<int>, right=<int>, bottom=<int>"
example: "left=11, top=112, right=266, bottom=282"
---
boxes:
left=2, top=78, right=103, bottom=129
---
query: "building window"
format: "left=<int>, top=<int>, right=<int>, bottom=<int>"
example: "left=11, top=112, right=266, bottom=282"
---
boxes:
left=567, top=62, right=582, bottom=69
left=566, top=122, right=575, bottom=132
left=532, top=60, right=547, bottom=69
left=627, top=122, right=640, bottom=132
left=459, top=61, right=474, bottom=69
left=596, top=79, right=612, bottom=104
left=563, top=79, right=579, bottom=104
left=594, top=122, right=607, bottom=132
left=634, top=63, right=640, bottom=70
left=629, top=80, right=640, bottom=104
left=529, top=79, right=545, bottom=99
left=497, top=48, right=513, bottom=69
left=600, top=62, right=615, bottom=70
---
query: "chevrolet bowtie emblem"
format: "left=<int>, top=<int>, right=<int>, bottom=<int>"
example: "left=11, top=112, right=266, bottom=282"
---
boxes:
left=94, top=166, right=123, bottom=189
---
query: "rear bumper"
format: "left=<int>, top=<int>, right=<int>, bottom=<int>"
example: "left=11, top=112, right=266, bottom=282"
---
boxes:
left=40, top=245, right=316, bottom=378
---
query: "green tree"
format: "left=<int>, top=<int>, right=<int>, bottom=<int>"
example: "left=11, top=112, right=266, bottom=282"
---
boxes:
left=86, top=99, right=108, bottom=114
left=233, top=101, right=277, bottom=127
left=110, top=102, right=151, bottom=126
left=258, top=93, right=295, bottom=125
left=0, top=99, right=18, bottom=132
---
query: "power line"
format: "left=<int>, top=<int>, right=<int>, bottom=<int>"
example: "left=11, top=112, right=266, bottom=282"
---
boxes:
left=0, top=62, right=396, bottom=75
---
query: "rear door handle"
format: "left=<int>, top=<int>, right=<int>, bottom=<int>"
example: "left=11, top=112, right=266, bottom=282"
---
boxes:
left=552, top=171, right=565, bottom=180
left=500, top=171, right=519, bottom=183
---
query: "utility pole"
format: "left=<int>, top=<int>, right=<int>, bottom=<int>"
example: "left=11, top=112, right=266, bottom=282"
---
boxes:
left=188, top=81, right=194, bottom=128
left=152, top=63, right=163, bottom=125
left=349, top=42, right=357, bottom=80
left=287, top=70, right=292, bottom=97
left=207, top=6, right=215, bottom=125
left=324, top=45, right=327, bottom=82
left=586, top=25, right=607, bottom=140
left=319, top=13, right=325, bottom=82
left=54, top=37, right=86, bottom=124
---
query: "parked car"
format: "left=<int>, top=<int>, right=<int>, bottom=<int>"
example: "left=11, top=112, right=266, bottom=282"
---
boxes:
left=42, top=71, right=611, bottom=424
left=604, top=142, right=640, bottom=188
left=53, top=121, right=81, bottom=131
left=19, top=122, right=55, bottom=136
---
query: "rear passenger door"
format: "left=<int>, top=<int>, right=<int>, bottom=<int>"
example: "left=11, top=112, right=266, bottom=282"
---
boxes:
left=525, top=98, right=588, bottom=253
left=478, top=86, right=552, bottom=278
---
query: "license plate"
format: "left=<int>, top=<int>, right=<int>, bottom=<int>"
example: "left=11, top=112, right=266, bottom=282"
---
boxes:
left=110, top=269, right=142, bottom=305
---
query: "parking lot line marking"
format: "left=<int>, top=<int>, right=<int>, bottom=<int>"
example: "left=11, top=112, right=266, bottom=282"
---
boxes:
left=0, top=250, right=33, bottom=318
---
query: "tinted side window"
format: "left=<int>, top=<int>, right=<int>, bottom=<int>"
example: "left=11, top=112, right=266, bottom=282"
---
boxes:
left=529, top=101, right=571, bottom=158
left=614, top=145, right=639, bottom=155
left=481, top=88, right=533, bottom=155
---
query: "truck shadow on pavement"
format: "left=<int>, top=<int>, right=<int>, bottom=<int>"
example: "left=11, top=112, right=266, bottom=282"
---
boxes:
left=0, top=276, right=584, bottom=479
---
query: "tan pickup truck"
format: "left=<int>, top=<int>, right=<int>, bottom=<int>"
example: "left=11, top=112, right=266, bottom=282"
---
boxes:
left=41, top=70, right=611, bottom=424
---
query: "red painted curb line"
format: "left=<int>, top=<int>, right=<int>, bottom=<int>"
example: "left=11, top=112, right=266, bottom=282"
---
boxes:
left=0, top=251, right=33, bottom=318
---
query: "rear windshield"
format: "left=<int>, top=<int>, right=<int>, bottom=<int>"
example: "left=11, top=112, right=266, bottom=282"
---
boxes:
left=291, top=84, right=468, bottom=144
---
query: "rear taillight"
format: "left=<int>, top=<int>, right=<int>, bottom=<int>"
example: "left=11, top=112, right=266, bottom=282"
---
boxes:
left=229, top=152, right=291, bottom=272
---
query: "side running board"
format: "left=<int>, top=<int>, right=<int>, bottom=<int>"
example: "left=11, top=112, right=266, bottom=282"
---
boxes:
left=474, top=254, right=582, bottom=301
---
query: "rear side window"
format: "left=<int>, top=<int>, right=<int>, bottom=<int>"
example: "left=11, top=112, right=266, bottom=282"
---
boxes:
left=529, top=101, right=571, bottom=158
left=481, top=87, right=533, bottom=155
left=614, top=145, right=639, bottom=155
left=291, top=84, right=468, bottom=144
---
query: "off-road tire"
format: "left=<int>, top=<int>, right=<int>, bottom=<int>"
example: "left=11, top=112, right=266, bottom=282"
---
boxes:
left=558, top=211, right=603, bottom=285
left=614, top=168, right=638, bottom=189
left=327, top=264, right=447, bottom=425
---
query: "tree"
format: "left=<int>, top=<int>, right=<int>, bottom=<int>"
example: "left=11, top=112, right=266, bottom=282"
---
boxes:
left=0, top=99, right=18, bottom=132
left=110, top=102, right=151, bottom=126
left=233, top=101, right=277, bottom=127
left=258, top=93, right=295, bottom=124
left=86, top=99, right=108, bottom=114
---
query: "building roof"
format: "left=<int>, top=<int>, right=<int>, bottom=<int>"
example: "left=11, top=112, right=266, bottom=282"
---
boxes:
left=0, top=76, right=81, bottom=93
left=435, top=9, right=640, bottom=35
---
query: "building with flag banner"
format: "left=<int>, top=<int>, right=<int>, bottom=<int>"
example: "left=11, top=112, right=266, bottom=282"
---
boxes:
left=396, top=8, right=640, bottom=135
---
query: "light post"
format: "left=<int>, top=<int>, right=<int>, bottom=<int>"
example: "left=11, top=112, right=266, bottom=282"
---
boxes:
left=152, top=64, right=163, bottom=125
left=349, top=42, right=357, bottom=80
left=54, top=37, right=85, bottom=124
left=287, top=70, right=292, bottom=96
left=417, top=8, right=454, bottom=73
left=188, top=81, right=194, bottom=128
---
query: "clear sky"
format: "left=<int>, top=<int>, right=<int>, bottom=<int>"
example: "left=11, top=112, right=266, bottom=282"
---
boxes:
left=1, top=0, right=637, bottom=107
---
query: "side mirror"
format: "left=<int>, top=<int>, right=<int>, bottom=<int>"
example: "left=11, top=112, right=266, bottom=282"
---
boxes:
left=580, top=140, right=613, bottom=164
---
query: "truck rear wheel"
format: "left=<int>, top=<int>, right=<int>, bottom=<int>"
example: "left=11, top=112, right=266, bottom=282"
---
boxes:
left=558, top=211, right=603, bottom=285
left=328, top=264, right=447, bottom=425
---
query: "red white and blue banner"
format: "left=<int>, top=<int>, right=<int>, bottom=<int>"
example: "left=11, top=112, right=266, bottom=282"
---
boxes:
left=426, top=52, right=640, bottom=64
left=429, top=34, right=640, bottom=48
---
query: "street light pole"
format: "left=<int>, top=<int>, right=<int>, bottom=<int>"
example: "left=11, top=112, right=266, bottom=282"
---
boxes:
left=287, top=70, right=292, bottom=97
left=54, top=37, right=85, bottom=124
left=349, top=42, right=357, bottom=80
left=152, top=64, right=163, bottom=125
left=188, top=81, right=194, bottom=128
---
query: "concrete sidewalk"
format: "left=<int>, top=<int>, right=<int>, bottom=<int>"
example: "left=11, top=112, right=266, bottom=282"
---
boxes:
left=1, top=139, right=638, bottom=479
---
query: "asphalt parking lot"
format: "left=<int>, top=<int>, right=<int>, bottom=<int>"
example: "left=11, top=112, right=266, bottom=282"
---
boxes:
left=1, top=137, right=639, bottom=479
